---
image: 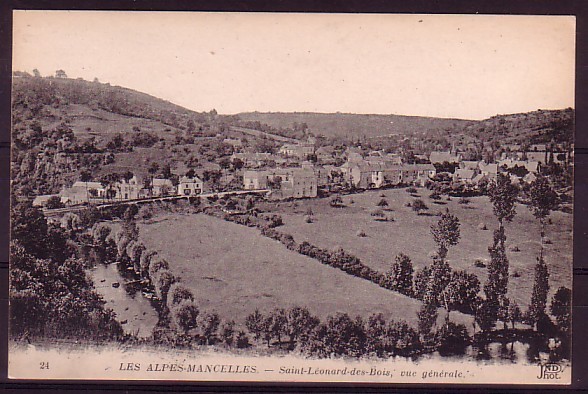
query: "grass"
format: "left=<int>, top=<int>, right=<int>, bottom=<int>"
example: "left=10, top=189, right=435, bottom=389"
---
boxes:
left=266, top=188, right=572, bottom=310
left=137, top=213, right=458, bottom=328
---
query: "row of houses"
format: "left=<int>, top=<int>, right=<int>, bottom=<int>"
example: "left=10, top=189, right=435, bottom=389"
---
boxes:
left=34, top=175, right=204, bottom=207
left=243, top=167, right=318, bottom=199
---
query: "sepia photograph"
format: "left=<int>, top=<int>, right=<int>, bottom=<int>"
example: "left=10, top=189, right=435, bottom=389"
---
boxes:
left=8, top=11, right=574, bottom=384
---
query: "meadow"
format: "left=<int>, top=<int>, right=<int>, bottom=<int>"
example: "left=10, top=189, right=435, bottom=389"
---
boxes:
left=266, top=188, right=572, bottom=310
left=138, top=213, right=474, bottom=328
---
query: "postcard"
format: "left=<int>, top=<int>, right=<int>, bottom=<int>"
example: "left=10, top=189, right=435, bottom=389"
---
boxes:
left=8, top=11, right=574, bottom=384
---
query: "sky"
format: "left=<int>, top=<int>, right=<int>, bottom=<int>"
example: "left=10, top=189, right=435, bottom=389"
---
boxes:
left=12, top=11, right=575, bottom=120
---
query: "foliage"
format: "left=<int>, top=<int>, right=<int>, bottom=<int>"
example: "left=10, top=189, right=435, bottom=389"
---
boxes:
left=171, top=300, right=200, bottom=334
left=528, top=256, right=550, bottom=328
left=153, top=269, right=176, bottom=303
left=527, top=175, right=559, bottom=222
left=245, top=309, right=265, bottom=342
left=167, top=283, right=194, bottom=310
left=385, top=253, right=414, bottom=296
left=445, top=270, right=480, bottom=314
left=488, top=173, right=519, bottom=224
left=417, top=302, right=438, bottom=337
left=303, top=313, right=366, bottom=358
left=430, top=209, right=460, bottom=259
left=484, top=226, right=509, bottom=322
left=550, top=287, right=571, bottom=333
left=436, top=322, right=471, bottom=356
left=412, top=199, right=428, bottom=215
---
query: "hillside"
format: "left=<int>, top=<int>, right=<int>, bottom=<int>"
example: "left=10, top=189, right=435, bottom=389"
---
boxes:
left=238, top=111, right=470, bottom=140
left=238, top=109, right=574, bottom=149
left=10, top=75, right=574, bottom=197
left=10, top=76, right=234, bottom=196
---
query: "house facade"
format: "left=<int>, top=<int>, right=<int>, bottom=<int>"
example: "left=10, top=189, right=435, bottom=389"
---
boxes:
left=178, top=176, right=203, bottom=196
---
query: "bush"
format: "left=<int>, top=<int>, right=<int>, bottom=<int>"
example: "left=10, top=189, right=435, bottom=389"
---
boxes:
left=458, top=197, right=471, bottom=205
left=171, top=300, right=199, bottom=334
left=474, top=259, right=486, bottom=268
left=430, top=191, right=442, bottom=200
left=167, top=283, right=194, bottom=310
left=153, top=269, right=175, bottom=303
left=304, top=215, right=313, bottom=223
left=236, top=331, right=251, bottom=348
left=436, top=322, right=470, bottom=356
left=46, top=196, right=65, bottom=209
left=406, top=187, right=417, bottom=194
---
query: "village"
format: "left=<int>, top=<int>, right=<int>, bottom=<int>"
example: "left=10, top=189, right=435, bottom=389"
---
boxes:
left=32, top=134, right=572, bottom=209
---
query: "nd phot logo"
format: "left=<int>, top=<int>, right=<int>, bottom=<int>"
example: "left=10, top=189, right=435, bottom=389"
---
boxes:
left=537, top=363, right=563, bottom=380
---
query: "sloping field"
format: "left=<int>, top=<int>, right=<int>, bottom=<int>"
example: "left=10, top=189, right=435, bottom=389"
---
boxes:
left=139, top=213, right=435, bottom=326
left=272, top=189, right=572, bottom=309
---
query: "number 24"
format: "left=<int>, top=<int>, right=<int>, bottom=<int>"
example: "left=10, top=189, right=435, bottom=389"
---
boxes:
left=40, top=362, right=49, bottom=370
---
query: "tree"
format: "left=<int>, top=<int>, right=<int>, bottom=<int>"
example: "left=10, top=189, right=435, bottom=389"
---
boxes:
left=46, top=196, right=64, bottom=209
left=484, top=226, right=509, bottom=324
left=508, top=301, right=522, bottom=329
left=153, top=269, right=175, bottom=303
left=488, top=173, right=519, bottom=227
left=245, top=309, right=265, bottom=342
left=550, top=287, right=571, bottom=333
left=231, top=158, right=244, bottom=172
left=55, top=69, right=67, bottom=78
left=377, top=198, right=389, bottom=208
left=32, top=68, right=41, bottom=77
left=528, top=256, right=549, bottom=330
left=386, top=253, right=414, bottom=296
left=11, top=200, right=49, bottom=259
left=475, top=299, right=496, bottom=333
left=286, top=306, right=319, bottom=345
left=430, top=209, right=460, bottom=260
left=445, top=270, right=480, bottom=314
left=147, top=162, right=160, bottom=195
left=198, top=312, right=221, bottom=344
left=148, top=258, right=169, bottom=281
left=171, top=300, right=199, bottom=334
left=527, top=175, right=559, bottom=258
left=417, top=302, right=438, bottom=340
left=412, top=199, right=428, bottom=215
left=167, top=283, right=194, bottom=310
left=270, top=308, right=289, bottom=347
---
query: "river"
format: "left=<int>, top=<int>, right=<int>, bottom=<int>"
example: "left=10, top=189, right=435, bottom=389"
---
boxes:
left=90, top=264, right=158, bottom=338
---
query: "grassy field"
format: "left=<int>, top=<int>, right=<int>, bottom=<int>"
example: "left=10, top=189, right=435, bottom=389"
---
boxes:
left=138, top=213, right=474, bottom=328
left=265, top=188, right=572, bottom=310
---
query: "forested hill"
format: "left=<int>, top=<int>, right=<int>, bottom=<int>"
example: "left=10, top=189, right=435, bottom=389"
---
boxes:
left=238, top=109, right=574, bottom=147
left=11, top=75, right=235, bottom=196
left=237, top=111, right=470, bottom=140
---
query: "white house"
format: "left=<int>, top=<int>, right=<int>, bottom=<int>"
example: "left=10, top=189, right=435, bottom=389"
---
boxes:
left=178, top=176, right=203, bottom=196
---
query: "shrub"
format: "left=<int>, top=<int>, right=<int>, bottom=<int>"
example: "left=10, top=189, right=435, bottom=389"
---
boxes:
left=171, top=300, right=199, bottom=334
left=236, top=331, right=251, bottom=348
left=148, top=258, right=169, bottom=281
left=458, top=197, right=471, bottom=205
left=167, top=283, right=194, bottom=310
left=356, top=230, right=367, bottom=237
left=406, top=187, right=417, bottom=194
left=436, top=322, right=470, bottom=356
left=412, top=199, right=428, bottom=215
left=198, top=311, right=221, bottom=345
left=474, top=259, right=486, bottom=268
left=153, top=269, right=175, bottom=303
left=304, top=215, right=313, bottom=223
left=46, top=196, right=65, bottom=209
left=220, top=320, right=236, bottom=347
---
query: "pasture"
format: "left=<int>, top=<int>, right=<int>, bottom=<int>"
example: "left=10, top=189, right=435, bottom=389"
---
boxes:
left=138, top=213, right=474, bottom=327
left=266, top=188, right=572, bottom=309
